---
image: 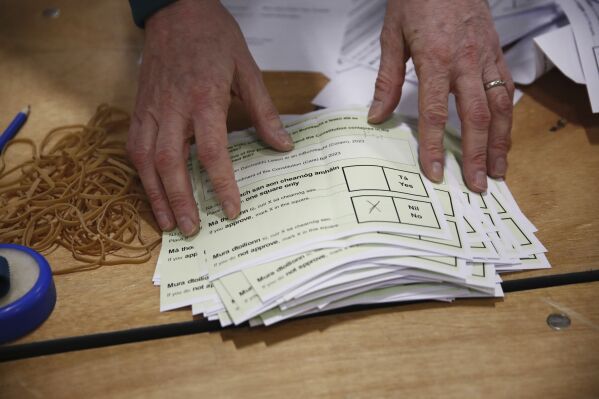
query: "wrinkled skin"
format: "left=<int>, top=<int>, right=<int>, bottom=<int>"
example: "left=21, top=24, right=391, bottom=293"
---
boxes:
left=368, top=0, right=514, bottom=192
left=129, top=0, right=513, bottom=237
left=127, top=0, right=293, bottom=236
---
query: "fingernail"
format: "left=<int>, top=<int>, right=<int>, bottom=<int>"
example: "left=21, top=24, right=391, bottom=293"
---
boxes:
left=223, top=200, right=239, bottom=220
left=156, top=212, right=173, bottom=231
left=430, top=161, right=443, bottom=182
left=368, top=100, right=383, bottom=122
left=277, top=129, right=294, bottom=150
left=494, top=157, right=507, bottom=176
left=179, top=216, right=197, bottom=236
left=474, top=171, right=488, bottom=192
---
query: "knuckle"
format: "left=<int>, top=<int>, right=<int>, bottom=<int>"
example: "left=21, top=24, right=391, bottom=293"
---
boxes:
left=197, top=137, right=224, bottom=166
left=167, top=192, right=191, bottom=212
left=126, top=136, right=152, bottom=168
left=413, top=46, right=451, bottom=71
left=461, top=39, right=481, bottom=64
left=490, top=134, right=512, bottom=153
left=145, top=188, right=165, bottom=205
left=210, top=175, right=236, bottom=195
left=195, top=95, right=228, bottom=119
left=492, top=92, right=513, bottom=117
left=191, top=79, right=230, bottom=105
left=160, top=95, right=187, bottom=119
left=466, top=149, right=487, bottom=166
left=420, top=138, right=444, bottom=155
left=421, top=104, right=448, bottom=127
left=374, top=73, right=395, bottom=95
left=127, top=144, right=151, bottom=168
left=429, top=46, right=452, bottom=67
left=465, top=100, right=491, bottom=127
left=409, top=31, right=451, bottom=63
left=258, top=105, right=280, bottom=125
left=462, top=38, right=478, bottom=53
left=154, top=146, right=180, bottom=172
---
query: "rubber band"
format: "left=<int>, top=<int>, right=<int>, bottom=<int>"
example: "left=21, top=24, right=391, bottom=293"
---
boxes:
left=0, top=105, right=161, bottom=275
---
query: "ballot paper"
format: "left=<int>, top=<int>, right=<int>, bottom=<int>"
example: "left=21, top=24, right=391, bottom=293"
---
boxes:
left=489, top=0, right=556, bottom=18
left=154, top=108, right=550, bottom=326
left=534, top=25, right=586, bottom=85
left=193, top=109, right=451, bottom=279
left=493, top=3, right=563, bottom=46
left=222, top=0, right=351, bottom=77
left=557, top=0, right=599, bottom=112
left=312, top=68, right=464, bottom=134
left=337, top=0, right=386, bottom=71
left=503, top=22, right=559, bottom=85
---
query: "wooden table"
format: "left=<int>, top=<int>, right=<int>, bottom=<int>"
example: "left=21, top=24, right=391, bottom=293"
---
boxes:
left=2, top=283, right=598, bottom=398
left=0, top=1, right=598, bottom=397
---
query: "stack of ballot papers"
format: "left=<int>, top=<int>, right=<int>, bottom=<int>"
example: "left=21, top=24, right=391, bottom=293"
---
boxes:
left=153, top=108, right=550, bottom=327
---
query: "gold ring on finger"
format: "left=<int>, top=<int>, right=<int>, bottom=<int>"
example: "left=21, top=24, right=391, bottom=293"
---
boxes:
left=484, top=79, right=506, bottom=91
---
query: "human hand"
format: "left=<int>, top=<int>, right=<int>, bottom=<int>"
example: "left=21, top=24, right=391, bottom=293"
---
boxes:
left=127, top=0, right=293, bottom=236
left=368, top=0, right=514, bottom=192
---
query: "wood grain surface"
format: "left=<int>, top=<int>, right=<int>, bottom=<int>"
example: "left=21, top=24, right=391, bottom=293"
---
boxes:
left=0, top=0, right=597, bottom=346
left=505, top=71, right=599, bottom=279
left=1, top=282, right=598, bottom=399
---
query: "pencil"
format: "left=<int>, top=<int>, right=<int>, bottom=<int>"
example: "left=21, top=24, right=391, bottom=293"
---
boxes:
left=0, top=105, right=30, bottom=152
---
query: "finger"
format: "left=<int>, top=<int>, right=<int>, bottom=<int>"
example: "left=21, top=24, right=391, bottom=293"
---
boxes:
left=127, top=112, right=176, bottom=231
left=193, top=101, right=241, bottom=220
left=496, top=52, right=516, bottom=102
left=154, top=109, right=199, bottom=236
left=483, top=63, right=512, bottom=178
left=417, top=67, right=450, bottom=183
left=454, top=73, right=491, bottom=192
left=236, top=58, right=294, bottom=152
left=368, top=19, right=409, bottom=123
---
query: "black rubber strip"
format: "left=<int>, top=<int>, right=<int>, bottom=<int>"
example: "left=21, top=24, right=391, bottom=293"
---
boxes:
left=0, top=319, right=226, bottom=362
left=1, top=269, right=598, bottom=363
left=501, top=269, right=599, bottom=292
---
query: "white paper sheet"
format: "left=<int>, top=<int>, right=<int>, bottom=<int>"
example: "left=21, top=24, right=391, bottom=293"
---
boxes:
left=558, top=0, right=599, bottom=112
left=489, top=0, right=555, bottom=18
left=535, top=24, right=586, bottom=85
left=504, top=23, right=558, bottom=84
left=223, top=0, right=352, bottom=77
left=338, top=0, right=386, bottom=71
left=493, top=5, right=562, bottom=46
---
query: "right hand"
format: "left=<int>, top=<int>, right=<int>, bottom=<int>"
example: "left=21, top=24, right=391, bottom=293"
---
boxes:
left=368, top=0, right=514, bottom=192
left=127, top=0, right=294, bottom=236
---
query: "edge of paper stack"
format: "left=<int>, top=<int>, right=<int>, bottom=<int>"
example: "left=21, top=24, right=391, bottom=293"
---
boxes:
left=153, top=107, right=550, bottom=327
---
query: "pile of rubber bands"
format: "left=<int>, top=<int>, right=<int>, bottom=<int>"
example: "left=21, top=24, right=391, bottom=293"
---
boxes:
left=0, top=105, right=160, bottom=274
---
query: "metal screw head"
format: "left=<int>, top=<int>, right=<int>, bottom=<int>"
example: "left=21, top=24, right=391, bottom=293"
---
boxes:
left=42, top=8, right=60, bottom=18
left=547, top=313, right=571, bottom=330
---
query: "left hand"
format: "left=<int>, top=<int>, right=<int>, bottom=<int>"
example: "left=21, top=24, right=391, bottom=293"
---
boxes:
left=368, top=0, right=514, bottom=192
